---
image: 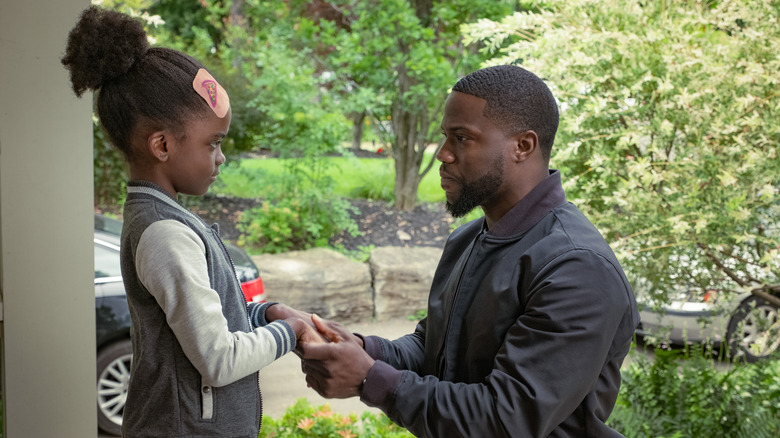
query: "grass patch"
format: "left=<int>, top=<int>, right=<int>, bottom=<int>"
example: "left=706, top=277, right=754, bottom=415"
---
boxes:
left=212, top=154, right=445, bottom=203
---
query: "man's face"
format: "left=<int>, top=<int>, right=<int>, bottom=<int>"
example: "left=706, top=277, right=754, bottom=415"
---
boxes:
left=438, top=92, right=513, bottom=218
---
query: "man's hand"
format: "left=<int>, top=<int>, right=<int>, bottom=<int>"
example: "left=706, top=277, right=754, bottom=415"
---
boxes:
left=299, top=315, right=374, bottom=399
left=305, top=314, right=364, bottom=347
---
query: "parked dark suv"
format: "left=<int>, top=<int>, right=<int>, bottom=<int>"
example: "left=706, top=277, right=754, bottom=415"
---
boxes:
left=94, top=215, right=265, bottom=435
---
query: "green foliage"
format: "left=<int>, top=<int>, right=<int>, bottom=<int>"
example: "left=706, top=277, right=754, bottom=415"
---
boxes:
left=610, top=347, right=780, bottom=438
left=289, top=0, right=517, bottom=209
left=348, top=163, right=395, bottom=202
left=408, top=309, right=427, bottom=321
left=464, top=0, right=780, bottom=304
left=93, top=115, right=128, bottom=207
left=259, top=398, right=413, bottom=438
left=238, top=188, right=359, bottom=254
left=450, top=208, right=484, bottom=232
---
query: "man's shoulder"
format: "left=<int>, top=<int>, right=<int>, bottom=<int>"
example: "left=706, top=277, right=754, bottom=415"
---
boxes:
left=532, top=203, right=621, bottom=263
left=549, top=203, right=605, bottom=244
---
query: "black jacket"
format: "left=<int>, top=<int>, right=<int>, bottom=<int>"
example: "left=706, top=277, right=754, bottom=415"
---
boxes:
left=360, top=171, right=639, bottom=437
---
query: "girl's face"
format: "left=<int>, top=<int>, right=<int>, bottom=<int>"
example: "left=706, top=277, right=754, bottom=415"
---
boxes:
left=165, top=108, right=231, bottom=197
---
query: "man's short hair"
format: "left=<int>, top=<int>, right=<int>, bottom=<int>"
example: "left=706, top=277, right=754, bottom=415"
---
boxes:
left=452, top=65, right=559, bottom=160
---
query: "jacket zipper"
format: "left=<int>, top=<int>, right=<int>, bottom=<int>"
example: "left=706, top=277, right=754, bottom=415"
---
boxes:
left=436, top=234, right=482, bottom=376
left=212, top=227, right=262, bottom=428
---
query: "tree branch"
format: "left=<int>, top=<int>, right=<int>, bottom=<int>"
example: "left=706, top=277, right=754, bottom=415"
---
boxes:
left=751, top=288, right=780, bottom=308
left=697, top=243, right=752, bottom=287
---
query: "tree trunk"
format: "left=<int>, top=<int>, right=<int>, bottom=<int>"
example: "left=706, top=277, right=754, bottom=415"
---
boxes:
left=351, top=110, right=366, bottom=152
left=389, top=0, right=443, bottom=211
left=392, top=113, right=424, bottom=211
left=412, top=0, right=433, bottom=26
left=229, top=0, right=245, bottom=69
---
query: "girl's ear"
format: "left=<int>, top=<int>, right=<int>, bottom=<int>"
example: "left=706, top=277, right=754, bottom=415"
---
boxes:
left=511, top=130, right=539, bottom=163
left=147, top=131, right=169, bottom=162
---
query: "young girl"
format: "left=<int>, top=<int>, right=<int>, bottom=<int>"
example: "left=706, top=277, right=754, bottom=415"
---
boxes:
left=62, top=6, right=315, bottom=437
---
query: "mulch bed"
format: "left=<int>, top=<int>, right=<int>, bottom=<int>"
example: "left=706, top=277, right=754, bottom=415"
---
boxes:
left=190, top=195, right=454, bottom=251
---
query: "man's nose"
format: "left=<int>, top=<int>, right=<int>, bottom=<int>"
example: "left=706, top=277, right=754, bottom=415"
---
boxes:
left=436, top=141, right=454, bottom=163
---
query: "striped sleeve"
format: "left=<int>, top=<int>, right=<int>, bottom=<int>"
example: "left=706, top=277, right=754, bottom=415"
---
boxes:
left=263, top=320, right=297, bottom=359
left=135, top=220, right=296, bottom=386
left=247, top=301, right=277, bottom=328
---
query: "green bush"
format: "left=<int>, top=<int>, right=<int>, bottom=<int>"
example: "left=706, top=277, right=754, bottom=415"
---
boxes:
left=348, top=164, right=395, bottom=202
left=259, top=398, right=413, bottom=438
left=609, top=346, right=780, bottom=438
left=238, top=190, right=359, bottom=254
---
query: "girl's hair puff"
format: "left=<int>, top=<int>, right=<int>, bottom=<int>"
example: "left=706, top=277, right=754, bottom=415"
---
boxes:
left=61, top=6, right=215, bottom=161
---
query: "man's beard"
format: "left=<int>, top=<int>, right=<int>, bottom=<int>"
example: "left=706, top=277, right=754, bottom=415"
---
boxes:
left=444, top=155, right=504, bottom=218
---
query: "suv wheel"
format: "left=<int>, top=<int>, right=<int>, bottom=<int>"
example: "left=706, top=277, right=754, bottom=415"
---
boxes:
left=97, top=339, right=132, bottom=436
left=726, top=296, right=780, bottom=363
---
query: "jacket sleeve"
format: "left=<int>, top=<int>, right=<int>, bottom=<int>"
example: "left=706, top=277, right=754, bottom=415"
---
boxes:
left=361, top=248, right=635, bottom=438
left=135, top=220, right=297, bottom=387
left=247, top=301, right=277, bottom=328
left=362, top=317, right=427, bottom=372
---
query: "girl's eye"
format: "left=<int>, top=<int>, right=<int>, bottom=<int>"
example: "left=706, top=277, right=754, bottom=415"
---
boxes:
left=210, top=140, right=222, bottom=148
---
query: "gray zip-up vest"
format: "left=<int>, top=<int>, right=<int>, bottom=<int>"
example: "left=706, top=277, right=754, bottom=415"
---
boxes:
left=120, top=181, right=262, bottom=438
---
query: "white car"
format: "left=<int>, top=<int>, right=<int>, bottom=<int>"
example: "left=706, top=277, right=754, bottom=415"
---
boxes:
left=636, top=289, right=780, bottom=362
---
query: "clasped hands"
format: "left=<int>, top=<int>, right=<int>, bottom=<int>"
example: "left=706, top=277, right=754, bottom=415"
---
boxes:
left=273, top=304, right=375, bottom=399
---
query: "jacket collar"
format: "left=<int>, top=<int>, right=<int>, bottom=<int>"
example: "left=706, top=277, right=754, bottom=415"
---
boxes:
left=486, top=169, right=567, bottom=238
left=125, top=180, right=208, bottom=228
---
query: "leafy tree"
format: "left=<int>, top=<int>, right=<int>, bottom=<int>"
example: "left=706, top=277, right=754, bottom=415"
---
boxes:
left=96, top=1, right=519, bottom=211
left=463, top=0, right=780, bottom=302
left=290, top=0, right=518, bottom=210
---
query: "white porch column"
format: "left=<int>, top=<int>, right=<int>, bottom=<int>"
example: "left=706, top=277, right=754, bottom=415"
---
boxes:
left=1, top=0, right=95, bottom=436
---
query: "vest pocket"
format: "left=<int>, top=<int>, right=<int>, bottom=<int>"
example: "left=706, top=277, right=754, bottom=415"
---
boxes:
left=201, top=385, right=214, bottom=420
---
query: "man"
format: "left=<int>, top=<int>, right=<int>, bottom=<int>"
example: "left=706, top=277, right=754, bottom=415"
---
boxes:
left=299, top=65, right=639, bottom=437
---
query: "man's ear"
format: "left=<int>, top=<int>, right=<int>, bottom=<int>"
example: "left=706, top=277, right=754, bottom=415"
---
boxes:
left=511, top=130, right=539, bottom=163
left=147, top=131, right=169, bottom=162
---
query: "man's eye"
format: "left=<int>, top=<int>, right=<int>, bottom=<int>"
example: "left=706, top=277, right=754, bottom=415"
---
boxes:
left=210, top=140, right=222, bottom=148
left=442, top=133, right=467, bottom=142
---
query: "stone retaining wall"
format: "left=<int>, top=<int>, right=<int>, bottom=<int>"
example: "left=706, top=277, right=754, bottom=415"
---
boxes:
left=252, top=246, right=442, bottom=323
